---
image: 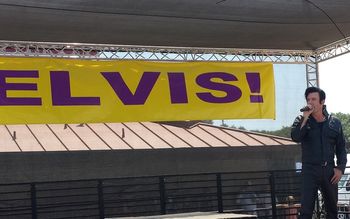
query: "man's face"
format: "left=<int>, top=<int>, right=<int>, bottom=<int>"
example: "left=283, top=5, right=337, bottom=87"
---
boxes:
left=306, top=92, right=324, bottom=113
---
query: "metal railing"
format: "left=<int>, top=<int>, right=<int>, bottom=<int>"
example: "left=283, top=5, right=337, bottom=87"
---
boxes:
left=0, top=168, right=348, bottom=219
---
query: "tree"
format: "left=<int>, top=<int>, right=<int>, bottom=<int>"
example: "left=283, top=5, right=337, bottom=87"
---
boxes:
left=218, top=113, right=350, bottom=142
left=332, top=112, right=350, bottom=143
left=253, top=112, right=350, bottom=141
left=252, top=126, right=292, bottom=138
left=201, top=120, right=213, bottom=125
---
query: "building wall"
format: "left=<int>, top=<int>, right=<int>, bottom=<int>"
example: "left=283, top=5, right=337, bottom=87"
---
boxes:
left=0, top=145, right=301, bottom=184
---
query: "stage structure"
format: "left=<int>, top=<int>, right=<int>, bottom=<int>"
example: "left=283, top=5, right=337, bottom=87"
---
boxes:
left=0, top=37, right=349, bottom=88
left=1, top=1, right=350, bottom=88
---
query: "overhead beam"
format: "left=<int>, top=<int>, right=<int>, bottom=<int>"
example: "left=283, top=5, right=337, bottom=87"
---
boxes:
left=8, top=39, right=350, bottom=88
left=315, top=37, right=350, bottom=63
left=0, top=40, right=314, bottom=64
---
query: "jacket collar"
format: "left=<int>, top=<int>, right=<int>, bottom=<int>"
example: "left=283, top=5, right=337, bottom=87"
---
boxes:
left=323, top=105, right=330, bottom=118
left=309, top=105, right=329, bottom=123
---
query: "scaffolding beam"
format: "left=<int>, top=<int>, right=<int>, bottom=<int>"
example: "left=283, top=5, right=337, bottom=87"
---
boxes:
left=2, top=38, right=350, bottom=88
left=306, top=58, right=319, bottom=87
left=0, top=40, right=314, bottom=64
left=315, top=37, right=350, bottom=63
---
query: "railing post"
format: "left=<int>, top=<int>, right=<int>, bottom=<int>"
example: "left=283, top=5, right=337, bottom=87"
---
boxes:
left=315, top=190, right=321, bottom=218
left=216, top=173, right=223, bottom=213
left=98, top=180, right=105, bottom=219
left=269, top=172, right=277, bottom=219
left=30, top=183, right=37, bottom=219
left=159, top=176, right=166, bottom=215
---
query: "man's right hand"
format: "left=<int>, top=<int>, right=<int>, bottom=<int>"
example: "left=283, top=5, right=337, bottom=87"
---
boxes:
left=302, top=104, right=314, bottom=118
left=300, top=105, right=313, bottom=128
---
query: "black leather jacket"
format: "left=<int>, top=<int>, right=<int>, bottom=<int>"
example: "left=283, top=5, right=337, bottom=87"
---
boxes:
left=291, top=111, right=347, bottom=173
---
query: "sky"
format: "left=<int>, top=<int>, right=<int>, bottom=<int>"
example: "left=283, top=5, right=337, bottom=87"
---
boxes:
left=318, top=52, right=350, bottom=114
left=214, top=52, right=350, bottom=131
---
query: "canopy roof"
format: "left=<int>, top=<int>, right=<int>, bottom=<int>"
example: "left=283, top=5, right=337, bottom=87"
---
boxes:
left=0, top=0, right=349, bottom=50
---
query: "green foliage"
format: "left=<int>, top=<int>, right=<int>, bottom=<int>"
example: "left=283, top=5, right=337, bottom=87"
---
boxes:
left=201, top=120, right=213, bottom=125
left=331, top=112, right=350, bottom=143
left=219, top=113, right=350, bottom=142
left=252, top=112, right=350, bottom=141
left=252, top=126, right=292, bottom=138
left=225, top=124, right=246, bottom=130
left=221, top=123, right=229, bottom=127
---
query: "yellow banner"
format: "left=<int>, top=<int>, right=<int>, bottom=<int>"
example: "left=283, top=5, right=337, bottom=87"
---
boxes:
left=0, top=57, right=275, bottom=124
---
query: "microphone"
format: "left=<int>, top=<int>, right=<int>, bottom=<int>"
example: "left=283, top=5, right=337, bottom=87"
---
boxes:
left=300, top=106, right=311, bottom=112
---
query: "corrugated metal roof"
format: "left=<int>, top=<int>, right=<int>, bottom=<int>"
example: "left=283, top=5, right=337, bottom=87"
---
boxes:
left=0, top=122, right=297, bottom=152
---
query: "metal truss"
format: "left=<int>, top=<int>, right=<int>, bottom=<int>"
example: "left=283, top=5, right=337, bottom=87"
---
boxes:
left=4, top=38, right=350, bottom=88
left=306, top=59, right=319, bottom=87
left=0, top=40, right=314, bottom=64
left=315, top=37, right=350, bottom=63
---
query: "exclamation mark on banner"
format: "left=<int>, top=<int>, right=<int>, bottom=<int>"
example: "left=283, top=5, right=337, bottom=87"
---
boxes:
left=246, top=72, right=263, bottom=103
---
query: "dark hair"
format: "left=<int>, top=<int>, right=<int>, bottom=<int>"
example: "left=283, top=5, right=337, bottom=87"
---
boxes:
left=304, top=87, right=326, bottom=103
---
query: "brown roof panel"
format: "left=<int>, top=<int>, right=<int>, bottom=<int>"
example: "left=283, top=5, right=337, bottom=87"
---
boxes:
left=0, top=122, right=298, bottom=152
left=222, top=129, right=263, bottom=146
left=105, top=123, right=151, bottom=149
left=141, top=122, right=190, bottom=148
left=27, top=124, right=66, bottom=151
left=160, top=124, right=209, bottom=148
left=123, top=123, right=171, bottom=149
left=87, top=123, right=131, bottom=150
left=48, top=124, right=89, bottom=151
left=198, top=125, right=246, bottom=147
left=6, top=125, right=44, bottom=152
left=247, top=134, right=279, bottom=146
left=68, top=124, right=111, bottom=150
left=188, top=126, right=228, bottom=147
left=273, top=138, right=297, bottom=145
left=0, top=126, right=21, bottom=152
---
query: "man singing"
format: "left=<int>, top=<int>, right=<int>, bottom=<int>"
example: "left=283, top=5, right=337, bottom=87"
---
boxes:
left=291, top=87, right=347, bottom=218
